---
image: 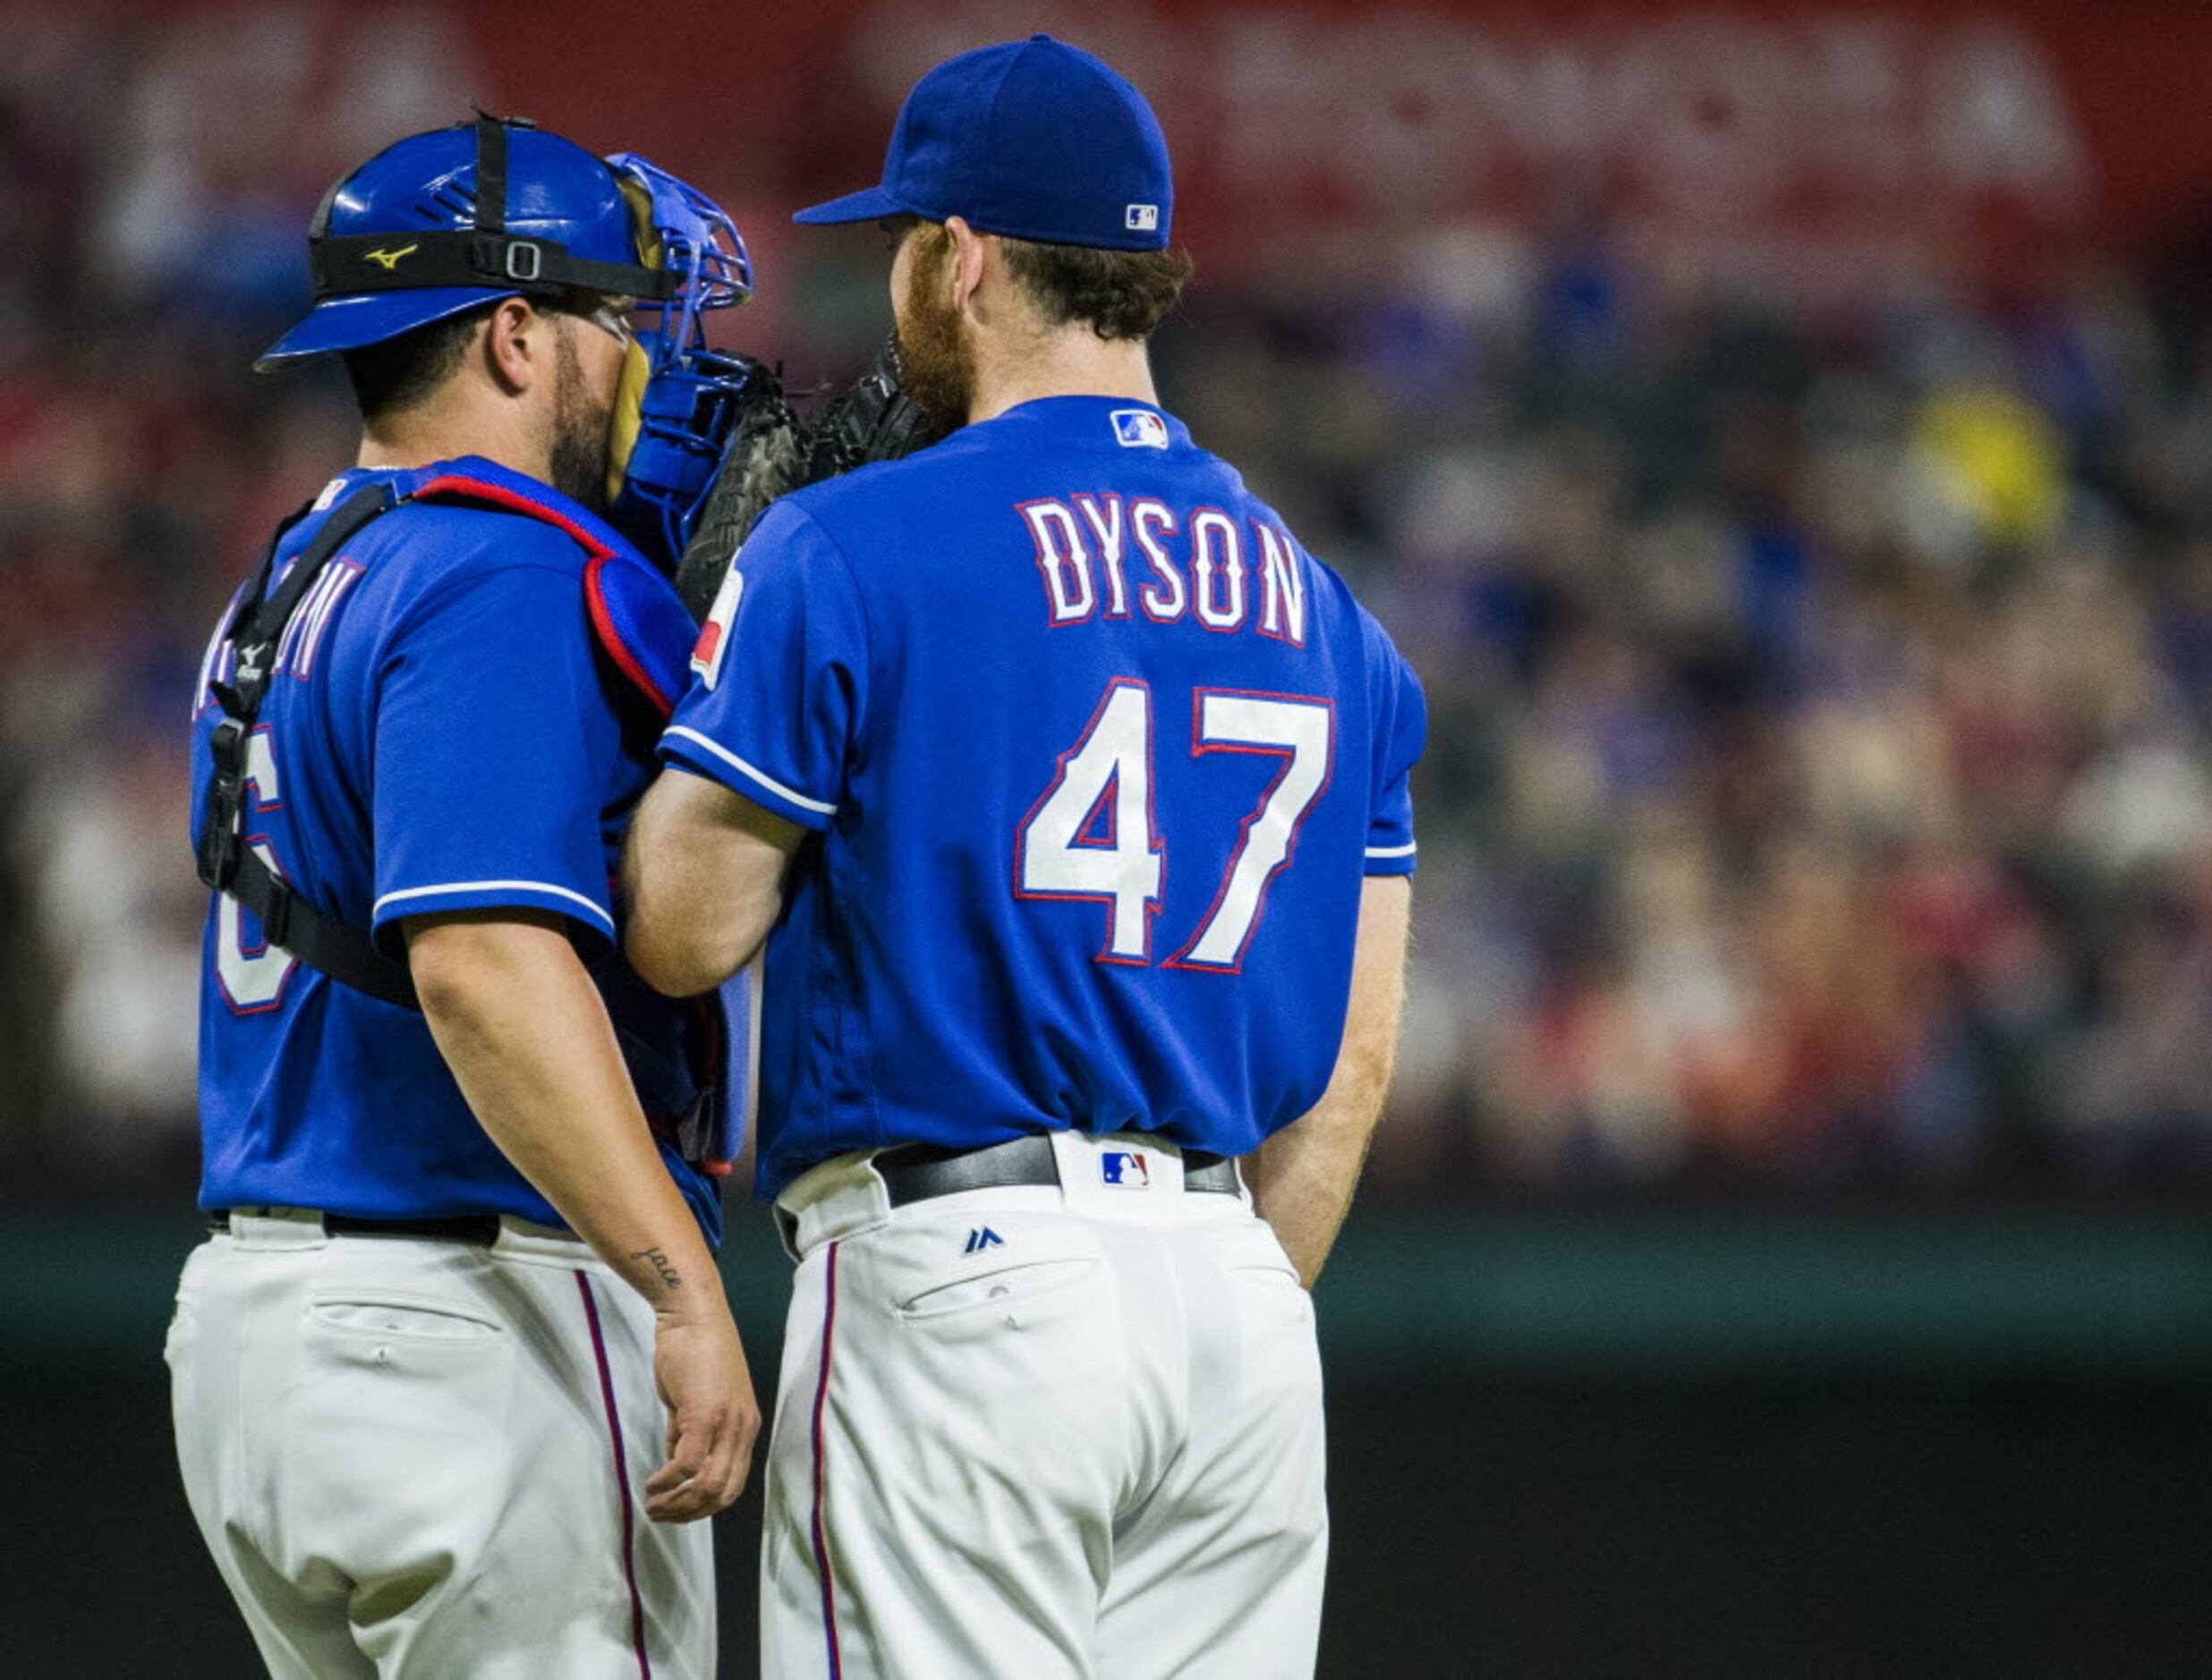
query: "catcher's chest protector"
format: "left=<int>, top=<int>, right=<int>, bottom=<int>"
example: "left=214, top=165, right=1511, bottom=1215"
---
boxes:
left=194, top=472, right=698, bottom=1012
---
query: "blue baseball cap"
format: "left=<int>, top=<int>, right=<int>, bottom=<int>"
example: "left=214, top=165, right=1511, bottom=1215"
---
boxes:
left=794, top=35, right=1172, bottom=251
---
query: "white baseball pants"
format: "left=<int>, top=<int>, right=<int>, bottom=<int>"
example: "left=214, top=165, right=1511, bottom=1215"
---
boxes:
left=166, top=1210, right=715, bottom=1678
left=761, top=1132, right=1329, bottom=1679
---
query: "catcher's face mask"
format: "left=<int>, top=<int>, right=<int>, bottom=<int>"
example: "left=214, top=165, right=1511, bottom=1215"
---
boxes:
left=601, top=152, right=758, bottom=570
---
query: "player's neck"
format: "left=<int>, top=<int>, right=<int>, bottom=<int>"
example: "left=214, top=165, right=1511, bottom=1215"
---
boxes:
left=966, top=330, right=1159, bottom=426
left=355, top=397, right=552, bottom=488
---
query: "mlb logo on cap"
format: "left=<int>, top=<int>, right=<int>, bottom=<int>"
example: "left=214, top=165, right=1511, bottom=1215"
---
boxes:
left=1111, top=410, right=1170, bottom=449
left=1100, top=1150, right=1152, bottom=1189
left=1126, top=203, right=1159, bottom=232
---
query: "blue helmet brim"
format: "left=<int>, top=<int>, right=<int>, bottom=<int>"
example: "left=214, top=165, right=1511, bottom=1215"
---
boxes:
left=792, top=185, right=915, bottom=226
left=254, top=286, right=515, bottom=371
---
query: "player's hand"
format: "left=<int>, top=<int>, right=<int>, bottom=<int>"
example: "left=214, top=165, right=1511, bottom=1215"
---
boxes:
left=644, top=1303, right=761, bottom=1523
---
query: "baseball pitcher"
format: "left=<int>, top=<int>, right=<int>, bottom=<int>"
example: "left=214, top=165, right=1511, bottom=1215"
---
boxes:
left=628, top=37, right=1425, bottom=1679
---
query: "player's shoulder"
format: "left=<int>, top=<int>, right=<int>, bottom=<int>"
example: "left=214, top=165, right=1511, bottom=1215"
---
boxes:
left=1241, top=492, right=1415, bottom=676
left=1233, top=487, right=1369, bottom=613
left=774, top=418, right=1250, bottom=565
left=378, top=499, right=583, bottom=573
left=404, top=456, right=620, bottom=571
left=359, top=457, right=620, bottom=590
left=778, top=428, right=996, bottom=530
left=733, top=442, right=991, bottom=590
left=1338, top=573, right=1415, bottom=675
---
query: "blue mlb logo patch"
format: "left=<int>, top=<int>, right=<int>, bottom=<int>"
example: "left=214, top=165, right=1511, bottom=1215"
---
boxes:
left=1100, top=1150, right=1151, bottom=1189
left=1125, top=203, right=1160, bottom=232
left=1110, top=410, right=1170, bottom=449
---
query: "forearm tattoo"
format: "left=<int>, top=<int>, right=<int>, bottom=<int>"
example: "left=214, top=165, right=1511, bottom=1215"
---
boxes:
left=628, top=1247, right=683, bottom=1292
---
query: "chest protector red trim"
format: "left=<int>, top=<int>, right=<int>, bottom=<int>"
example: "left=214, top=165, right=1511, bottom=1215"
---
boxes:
left=413, top=472, right=696, bottom=720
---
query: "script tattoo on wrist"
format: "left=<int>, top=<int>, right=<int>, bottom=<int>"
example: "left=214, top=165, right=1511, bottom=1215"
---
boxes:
left=628, top=1247, right=682, bottom=1292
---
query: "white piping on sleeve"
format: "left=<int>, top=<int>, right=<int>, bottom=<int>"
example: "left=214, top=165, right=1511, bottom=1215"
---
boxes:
left=661, top=725, right=838, bottom=817
left=373, top=879, right=616, bottom=934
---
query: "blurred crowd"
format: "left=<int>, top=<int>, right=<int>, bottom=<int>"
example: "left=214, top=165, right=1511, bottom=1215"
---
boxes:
left=6, top=67, right=2212, bottom=1201
left=1192, top=230, right=2212, bottom=1193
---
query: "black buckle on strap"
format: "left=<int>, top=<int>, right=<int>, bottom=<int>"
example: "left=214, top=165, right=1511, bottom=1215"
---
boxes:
left=197, top=717, right=251, bottom=890
left=255, top=874, right=292, bottom=948
left=207, top=715, right=250, bottom=775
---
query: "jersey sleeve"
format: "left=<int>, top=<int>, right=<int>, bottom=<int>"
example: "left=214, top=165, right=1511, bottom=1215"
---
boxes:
left=1364, top=615, right=1426, bottom=877
left=368, top=559, right=621, bottom=953
left=659, top=500, right=868, bottom=832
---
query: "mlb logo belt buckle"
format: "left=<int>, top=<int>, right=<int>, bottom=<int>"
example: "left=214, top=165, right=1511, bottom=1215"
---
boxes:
left=1099, top=1149, right=1153, bottom=1189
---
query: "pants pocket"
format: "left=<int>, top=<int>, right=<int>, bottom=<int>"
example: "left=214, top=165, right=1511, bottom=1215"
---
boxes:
left=896, top=1255, right=1102, bottom=1321
left=307, top=1293, right=506, bottom=1341
left=875, top=1212, right=1108, bottom=1329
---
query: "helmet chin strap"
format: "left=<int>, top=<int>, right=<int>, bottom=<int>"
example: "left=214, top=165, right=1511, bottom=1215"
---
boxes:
left=604, top=171, right=670, bottom=517
left=606, top=335, right=653, bottom=509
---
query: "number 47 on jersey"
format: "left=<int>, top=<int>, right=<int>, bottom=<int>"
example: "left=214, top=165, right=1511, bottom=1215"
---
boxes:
left=1017, top=679, right=1333, bottom=972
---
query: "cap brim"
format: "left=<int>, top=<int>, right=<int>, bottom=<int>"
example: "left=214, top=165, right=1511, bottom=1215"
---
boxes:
left=254, top=286, right=512, bottom=370
left=791, top=185, right=916, bottom=226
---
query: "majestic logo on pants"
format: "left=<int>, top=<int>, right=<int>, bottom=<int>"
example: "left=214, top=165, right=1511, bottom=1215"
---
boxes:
left=1100, top=1150, right=1151, bottom=1189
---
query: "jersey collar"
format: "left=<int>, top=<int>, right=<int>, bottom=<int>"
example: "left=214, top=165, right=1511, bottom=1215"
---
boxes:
left=980, top=395, right=1193, bottom=452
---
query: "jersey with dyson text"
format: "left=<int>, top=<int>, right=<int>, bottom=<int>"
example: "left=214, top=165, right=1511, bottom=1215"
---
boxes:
left=663, top=397, right=1424, bottom=1198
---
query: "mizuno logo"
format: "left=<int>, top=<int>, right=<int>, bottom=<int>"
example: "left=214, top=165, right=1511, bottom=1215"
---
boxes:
left=964, top=1227, right=1004, bottom=1254
left=364, top=244, right=420, bottom=271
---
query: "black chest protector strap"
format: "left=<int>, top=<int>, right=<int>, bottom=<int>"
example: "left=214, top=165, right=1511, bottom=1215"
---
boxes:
left=195, top=482, right=422, bottom=1011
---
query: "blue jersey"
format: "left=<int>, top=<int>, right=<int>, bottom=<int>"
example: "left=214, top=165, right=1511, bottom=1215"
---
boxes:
left=192, top=456, right=722, bottom=1242
left=664, top=396, right=1425, bottom=1199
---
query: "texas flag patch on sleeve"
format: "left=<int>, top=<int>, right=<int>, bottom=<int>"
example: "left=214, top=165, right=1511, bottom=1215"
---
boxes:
left=691, top=564, right=745, bottom=689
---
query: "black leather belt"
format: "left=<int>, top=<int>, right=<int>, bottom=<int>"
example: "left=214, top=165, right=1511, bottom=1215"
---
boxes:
left=207, top=1209, right=554, bottom=1244
left=872, top=1133, right=1239, bottom=1207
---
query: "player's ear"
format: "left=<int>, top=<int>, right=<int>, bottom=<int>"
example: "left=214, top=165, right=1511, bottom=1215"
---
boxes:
left=481, top=296, right=543, bottom=397
left=944, top=216, right=989, bottom=316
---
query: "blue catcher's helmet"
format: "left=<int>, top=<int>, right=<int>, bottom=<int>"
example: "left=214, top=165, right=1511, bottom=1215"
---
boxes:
left=259, top=115, right=758, bottom=571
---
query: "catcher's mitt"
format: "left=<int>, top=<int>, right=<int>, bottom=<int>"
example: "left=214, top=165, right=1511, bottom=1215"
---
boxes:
left=673, top=337, right=951, bottom=622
